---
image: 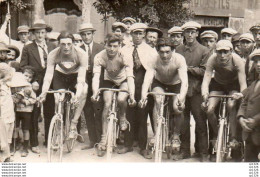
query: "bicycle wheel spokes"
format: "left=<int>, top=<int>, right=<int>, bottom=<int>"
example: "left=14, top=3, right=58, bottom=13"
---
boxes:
left=154, top=118, right=163, bottom=162
left=48, top=116, right=63, bottom=162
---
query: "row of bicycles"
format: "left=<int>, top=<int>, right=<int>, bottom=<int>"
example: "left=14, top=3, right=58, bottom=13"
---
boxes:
left=41, top=89, right=246, bottom=163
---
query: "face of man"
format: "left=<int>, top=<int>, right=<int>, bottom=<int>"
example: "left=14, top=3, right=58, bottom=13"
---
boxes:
left=145, top=31, right=159, bottom=48
left=124, top=21, right=132, bottom=34
left=131, top=30, right=145, bottom=45
left=201, top=38, right=217, bottom=50
left=252, top=29, right=260, bottom=47
left=183, top=29, right=198, bottom=45
left=59, top=38, right=73, bottom=55
left=0, top=51, right=8, bottom=61
left=255, top=58, right=260, bottom=74
left=233, top=41, right=242, bottom=56
left=240, top=39, right=254, bottom=55
left=18, top=32, right=30, bottom=43
left=73, top=39, right=83, bottom=47
left=221, top=33, right=232, bottom=41
left=170, top=33, right=183, bottom=48
left=159, top=46, right=172, bottom=63
left=105, top=41, right=120, bottom=58
left=113, top=27, right=123, bottom=37
left=7, top=49, right=16, bottom=60
left=80, top=31, right=94, bottom=45
left=216, top=49, right=232, bottom=63
left=34, top=29, right=47, bottom=43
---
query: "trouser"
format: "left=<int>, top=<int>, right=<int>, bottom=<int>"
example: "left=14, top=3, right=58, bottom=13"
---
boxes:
left=244, top=135, right=260, bottom=162
left=148, top=95, right=155, bottom=133
left=181, top=93, right=208, bottom=155
left=43, top=94, right=55, bottom=144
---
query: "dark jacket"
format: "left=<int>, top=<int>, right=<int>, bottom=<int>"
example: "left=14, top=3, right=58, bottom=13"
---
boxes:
left=237, top=80, right=260, bottom=145
left=245, top=59, right=258, bottom=86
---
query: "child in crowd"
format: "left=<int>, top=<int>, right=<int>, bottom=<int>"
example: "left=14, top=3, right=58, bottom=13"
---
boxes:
left=0, top=63, right=15, bottom=162
left=11, top=66, right=36, bottom=157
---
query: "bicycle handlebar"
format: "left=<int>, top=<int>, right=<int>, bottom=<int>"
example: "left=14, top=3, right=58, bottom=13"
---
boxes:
left=209, top=95, right=233, bottom=99
left=148, top=92, right=177, bottom=97
left=45, top=90, right=75, bottom=97
left=97, top=88, right=129, bottom=94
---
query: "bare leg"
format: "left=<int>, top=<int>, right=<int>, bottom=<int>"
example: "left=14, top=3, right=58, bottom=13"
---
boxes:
left=117, top=82, right=129, bottom=131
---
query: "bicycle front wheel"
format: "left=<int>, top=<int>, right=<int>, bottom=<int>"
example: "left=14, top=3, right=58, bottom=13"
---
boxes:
left=154, top=118, right=163, bottom=162
left=106, top=114, right=116, bottom=161
left=47, top=115, right=63, bottom=162
left=216, top=119, right=225, bottom=162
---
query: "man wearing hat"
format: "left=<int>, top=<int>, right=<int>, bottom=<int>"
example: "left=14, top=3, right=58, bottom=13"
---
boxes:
left=121, top=22, right=158, bottom=158
left=145, top=26, right=163, bottom=48
left=122, top=17, right=136, bottom=46
left=20, top=19, right=56, bottom=154
left=232, top=33, right=242, bottom=57
left=168, top=26, right=184, bottom=51
left=250, top=23, right=260, bottom=49
left=201, top=40, right=247, bottom=161
left=112, top=22, right=128, bottom=46
left=0, top=42, right=10, bottom=63
left=0, top=13, right=32, bottom=62
left=79, top=23, right=104, bottom=149
left=221, top=28, right=237, bottom=41
left=175, top=21, right=210, bottom=161
left=237, top=48, right=260, bottom=162
left=46, top=32, right=60, bottom=48
left=240, top=33, right=258, bottom=86
left=200, top=30, right=218, bottom=54
left=6, top=45, right=20, bottom=63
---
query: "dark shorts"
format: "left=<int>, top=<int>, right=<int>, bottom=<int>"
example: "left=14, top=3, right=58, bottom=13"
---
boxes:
left=101, top=79, right=127, bottom=89
left=53, top=70, right=78, bottom=93
left=151, top=79, right=181, bottom=93
left=15, top=112, right=32, bottom=130
left=209, top=79, right=240, bottom=93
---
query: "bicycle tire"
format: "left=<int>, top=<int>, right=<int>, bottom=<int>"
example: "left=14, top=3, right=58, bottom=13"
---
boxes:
left=106, top=114, right=115, bottom=161
left=216, top=119, right=225, bottom=162
left=47, top=115, right=63, bottom=162
left=65, top=103, right=76, bottom=153
left=154, top=118, right=163, bottom=162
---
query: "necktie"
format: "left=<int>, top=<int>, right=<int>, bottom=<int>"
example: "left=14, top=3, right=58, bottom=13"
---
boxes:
left=38, top=44, right=48, bottom=68
left=88, top=44, right=92, bottom=71
left=133, top=45, right=141, bottom=70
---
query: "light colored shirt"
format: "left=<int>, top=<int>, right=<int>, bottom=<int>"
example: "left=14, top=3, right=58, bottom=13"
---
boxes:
left=0, top=84, right=15, bottom=124
left=35, top=41, right=48, bottom=68
left=93, top=49, right=134, bottom=85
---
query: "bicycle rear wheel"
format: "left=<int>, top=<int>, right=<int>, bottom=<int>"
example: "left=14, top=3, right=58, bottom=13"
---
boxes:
left=154, top=118, right=163, bottom=162
left=65, top=103, right=76, bottom=153
left=106, top=114, right=115, bottom=161
left=216, top=119, right=225, bottom=162
left=47, top=115, right=63, bottom=162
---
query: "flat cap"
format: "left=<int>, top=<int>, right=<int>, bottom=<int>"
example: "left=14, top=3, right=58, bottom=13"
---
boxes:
left=112, top=22, right=127, bottom=32
left=221, top=28, right=237, bottom=35
left=250, top=23, right=260, bottom=32
left=239, top=33, right=255, bottom=42
left=216, top=40, right=233, bottom=51
left=73, top=34, right=82, bottom=41
left=146, top=27, right=163, bottom=38
left=47, top=32, right=60, bottom=40
left=17, top=25, right=29, bottom=33
left=79, top=23, right=96, bottom=33
left=168, top=26, right=183, bottom=35
left=231, top=33, right=241, bottom=43
left=200, top=30, right=218, bottom=40
left=181, top=21, right=201, bottom=30
left=122, top=17, right=136, bottom=24
left=249, top=49, right=260, bottom=61
left=130, top=23, right=147, bottom=32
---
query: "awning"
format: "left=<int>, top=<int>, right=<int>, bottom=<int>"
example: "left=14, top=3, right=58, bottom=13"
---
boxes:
left=44, top=0, right=81, bottom=16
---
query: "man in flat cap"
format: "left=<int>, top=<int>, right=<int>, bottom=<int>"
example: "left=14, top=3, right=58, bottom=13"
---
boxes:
left=79, top=23, right=104, bottom=149
left=201, top=40, right=247, bottom=162
left=237, top=48, right=260, bottom=162
left=221, top=28, right=237, bottom=42
left=250, top=23, right=260, bottom=49
left=0, top=13, right=32, bottom=62
left=232, top=33, right=242, bottom=57
left=112, top=22, right=128, bottom=46
left=46, top=32, right=60, bottom=48
left=168, top=26, right=184, bottom=51
left=176, top=21, right=210, bottom=162
left=73, top=34, right=83, bottom=48
left=121, top=23, right=158, bottom=158
left=122, top=17, right=136, bottom=46
left=145, top=26, right=163, bottom=49
left=240, top=33, right=258, bottom=86
left=20, top=19, right=56, bottom=154
left=200, top=30, right=218, bottom=55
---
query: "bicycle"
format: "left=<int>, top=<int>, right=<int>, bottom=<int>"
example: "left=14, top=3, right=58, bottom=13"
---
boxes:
left=145, top=92, right=177, bottom=162
left=95, top=88, right=131, bottom=161
left=41, top=90, right=83, bottom=162
left=208, top=95, right=237, bottom=162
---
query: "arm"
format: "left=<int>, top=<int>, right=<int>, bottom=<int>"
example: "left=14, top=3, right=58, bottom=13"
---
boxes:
left=237, top=88, right=249, bottom=119
left=141, top=69, right=155, bottom=100
left=177, top=57, right=188, bottom=103
left=236, top=57, right=247, bottom=92
left=92, top=55, right=102, bottom=97
left=41, top=52, right=55, bottom=95
left=188, top=49, right=210, bottom=77
left=201, top=55, right=214, bottom=98
left=0, top=13, right=19, bottom=45
left=22, top=87, right=37, bottom=106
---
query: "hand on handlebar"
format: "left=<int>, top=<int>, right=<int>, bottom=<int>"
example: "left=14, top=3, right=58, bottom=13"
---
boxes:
left=138, top=97, right=147, bottom=109
left=232, top=92, right=243, bottom=100
left=91, top=92, right=100, bottom=103
left=128, top=94, right=136, bottom=107
left=37, top=92, right=47, bottom=105
left=201, top=94, right=209, bottom=112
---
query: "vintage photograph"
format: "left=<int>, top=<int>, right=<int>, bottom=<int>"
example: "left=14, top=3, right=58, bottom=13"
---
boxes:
left=0, top=0, right=259, bottom=165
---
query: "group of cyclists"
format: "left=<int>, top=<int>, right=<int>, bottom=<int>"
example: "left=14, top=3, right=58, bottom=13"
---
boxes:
left=0, top=13, right=260, bottom=162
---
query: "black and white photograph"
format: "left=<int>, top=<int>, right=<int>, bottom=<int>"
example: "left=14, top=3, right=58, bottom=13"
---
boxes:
left=0, top=0, right=259, bottom=176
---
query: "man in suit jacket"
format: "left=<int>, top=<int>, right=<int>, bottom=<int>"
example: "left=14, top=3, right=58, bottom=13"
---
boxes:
left=237, top=49, right=260, bottom=162
left=79, top=23, right=104, bottom=149
left=20, top=20, right=56, bottom=153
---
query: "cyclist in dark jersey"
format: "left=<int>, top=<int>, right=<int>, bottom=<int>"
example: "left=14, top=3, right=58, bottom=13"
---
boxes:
left=39, top=31, right=88, bottom=132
